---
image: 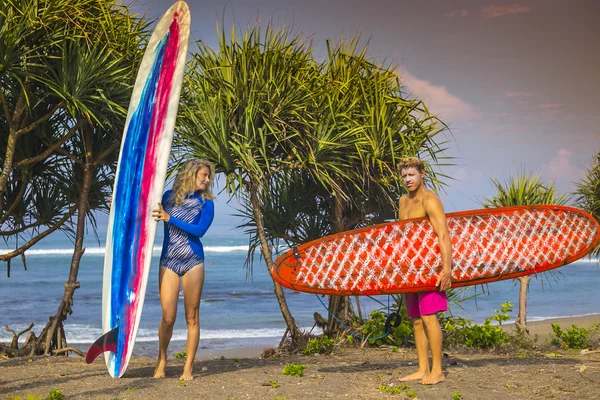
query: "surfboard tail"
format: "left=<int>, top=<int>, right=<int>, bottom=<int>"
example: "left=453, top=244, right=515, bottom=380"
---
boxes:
left=85, top=326, right=119, bottom=364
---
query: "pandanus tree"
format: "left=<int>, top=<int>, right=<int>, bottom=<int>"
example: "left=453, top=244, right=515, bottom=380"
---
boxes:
left=576, top=151, right=600, bottom=258
left=238, top=38, right=451, bottom=336
left=176, top=24, right=451, bottom=346
left=176, top=24, right=322, bottom=346
left=0, top=0, right=148, bottom=356
left=479, top=173, right=569, bottom=332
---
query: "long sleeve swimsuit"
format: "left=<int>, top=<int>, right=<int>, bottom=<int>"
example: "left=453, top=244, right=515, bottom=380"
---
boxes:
left=159, top=190, right=214, bottom=276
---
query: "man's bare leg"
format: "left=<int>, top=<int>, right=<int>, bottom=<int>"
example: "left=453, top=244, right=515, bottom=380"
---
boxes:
left=400, top=317, right=430, bottom=382
left=420, top=313, right=445, bottom=385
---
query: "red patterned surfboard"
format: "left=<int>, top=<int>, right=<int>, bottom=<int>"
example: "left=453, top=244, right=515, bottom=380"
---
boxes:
left=270, top=206, right=600, bottom=295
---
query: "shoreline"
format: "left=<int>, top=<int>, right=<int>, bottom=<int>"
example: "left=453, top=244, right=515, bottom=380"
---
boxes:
left=502, top=313, right=600, bottom=340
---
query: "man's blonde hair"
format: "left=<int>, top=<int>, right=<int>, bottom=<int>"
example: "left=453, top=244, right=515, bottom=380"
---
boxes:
left=397, top=157, right=425, bottom=173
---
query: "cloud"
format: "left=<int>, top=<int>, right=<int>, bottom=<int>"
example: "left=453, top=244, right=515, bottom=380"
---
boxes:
left=481, top=4, right=531, bottom=19
left=445, top=9, right=468, bottom=18
left=539, top=104, right=561, bottom=109
left=539, top=104, right=562, bottom=118
left=542, top=148, right=584, bottom=188
left=397, top=67, right=479, bottom=122
left=504, top=91, right=532, bottom=98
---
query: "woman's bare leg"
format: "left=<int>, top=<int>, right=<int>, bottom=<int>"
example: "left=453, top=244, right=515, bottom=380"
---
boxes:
left=153, top=266, right=181, bottom=378
left=179, top=264, right=205, bottom=380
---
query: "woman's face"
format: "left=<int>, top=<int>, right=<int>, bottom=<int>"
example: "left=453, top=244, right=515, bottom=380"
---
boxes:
left=195, top=165, right=211, bottom=191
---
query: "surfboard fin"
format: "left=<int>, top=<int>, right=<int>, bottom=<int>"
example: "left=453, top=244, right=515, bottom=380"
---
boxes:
left=85, top=326, right=119, bottom=364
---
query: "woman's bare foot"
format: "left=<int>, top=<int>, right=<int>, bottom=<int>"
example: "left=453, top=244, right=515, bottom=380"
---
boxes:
left=420, top=372, right=445, bottom=385
left=399, top=370, right=427, bottom=382
left=153, top=358, right=167, bottom=378
left=179, top=365, right=194, bottom=381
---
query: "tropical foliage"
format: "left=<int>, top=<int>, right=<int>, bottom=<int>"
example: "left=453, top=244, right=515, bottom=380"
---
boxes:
left=479, top=172, right=569, bottom=331
left=0, top=0, right=148, bottom=356
left=575, top=151, right=600, bottom=257
left=176, top=24, right=451, bottom=345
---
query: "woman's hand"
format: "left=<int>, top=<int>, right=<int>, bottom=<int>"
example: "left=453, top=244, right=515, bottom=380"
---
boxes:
left=152, top=202, right=170, bottom=222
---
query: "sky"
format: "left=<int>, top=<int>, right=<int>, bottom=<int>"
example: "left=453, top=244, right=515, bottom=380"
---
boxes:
left=127, top=0, right=599, bottom=232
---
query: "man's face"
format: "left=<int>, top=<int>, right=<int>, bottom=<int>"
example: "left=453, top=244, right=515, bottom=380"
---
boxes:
left=401, top=167, right=424, bottom=192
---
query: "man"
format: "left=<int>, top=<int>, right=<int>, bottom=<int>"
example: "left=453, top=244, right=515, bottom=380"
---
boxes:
left=397, top=157, right=452, bottom=385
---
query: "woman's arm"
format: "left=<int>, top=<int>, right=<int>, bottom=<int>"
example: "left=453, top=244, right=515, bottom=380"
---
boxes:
left=168, top=200, right=215, bottom=238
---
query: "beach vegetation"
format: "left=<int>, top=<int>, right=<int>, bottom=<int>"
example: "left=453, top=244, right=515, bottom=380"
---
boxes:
left=268, top=380, right=279, bottom=388
left=444, top=302, right=513, bottom=349
left=551, top=323, right=590, bottom=350
left=358, top=309, right=414, bottom=347
left=9, top=395, right=42, bottom=400
left=177, top=21, right=451, bottom=350
left=452, top=391, right=464, bottom=400
left=282, top=363, right=306, bottom=377
left=46, top=389, right=64, bottom=400
left=575, top=150, right=600, bottom=258
left=480, top=172, right=569, bottom=332
left=173, top=350, right=187, bottom=359
left=0, top=0, right=150, bottom=357
left=302, top=334, right=336, bottom=356
left=378, top=384, right=410, bottom=395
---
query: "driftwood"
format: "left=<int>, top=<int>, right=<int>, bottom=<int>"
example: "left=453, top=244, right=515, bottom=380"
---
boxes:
left=0, top=321, right=84, bottom=358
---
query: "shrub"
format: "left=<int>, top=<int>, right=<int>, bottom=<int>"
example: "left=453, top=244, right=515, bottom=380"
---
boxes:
left=302, top=335, right=336, bottom=356
left=444, top=302, right=513, bottom=349
left=282, top=363, right=306, bottom=377
left=551, top=324, right=590, bottom=349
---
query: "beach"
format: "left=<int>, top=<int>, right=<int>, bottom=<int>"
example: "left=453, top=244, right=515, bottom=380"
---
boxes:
left=1, top=313, right=599, bottom=400
left=2, top=232, right=600, bottom=399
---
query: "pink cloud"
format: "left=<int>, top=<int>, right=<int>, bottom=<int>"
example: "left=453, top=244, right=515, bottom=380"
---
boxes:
left=539, top=104, right=561, bottom=109
left=505, top=91, right=532, bottom=98
left=542, top=149, right=584, bottom=186
left=397, top=67, right=479, bottom=122
left=481, top=4, right=531, bottom=19
left=446, top=9, right=469, bottom=18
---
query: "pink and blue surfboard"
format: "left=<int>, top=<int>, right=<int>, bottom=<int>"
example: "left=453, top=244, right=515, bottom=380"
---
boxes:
left=85, top=2, right=190, bottom=378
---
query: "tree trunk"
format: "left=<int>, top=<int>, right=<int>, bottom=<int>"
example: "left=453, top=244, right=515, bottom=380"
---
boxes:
left=0, top=132, right=18, bottom=216
left=249, top=182, right=302, bottom=346
left=326, top=194, right=354, bottom=336
left=516, top=275, right=530, bottom=333
left=41, top=125, right=94, bottom=355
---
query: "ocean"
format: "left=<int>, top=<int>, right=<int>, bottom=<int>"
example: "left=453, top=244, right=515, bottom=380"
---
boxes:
left=1, top=222, right=599, bottom=356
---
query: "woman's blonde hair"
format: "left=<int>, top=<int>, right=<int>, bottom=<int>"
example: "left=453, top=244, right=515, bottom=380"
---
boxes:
left=169, top=158, right=216, bottom=206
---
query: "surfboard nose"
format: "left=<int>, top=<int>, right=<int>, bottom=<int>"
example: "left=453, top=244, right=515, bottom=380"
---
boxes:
left=85, top=326, right=119, bottom=365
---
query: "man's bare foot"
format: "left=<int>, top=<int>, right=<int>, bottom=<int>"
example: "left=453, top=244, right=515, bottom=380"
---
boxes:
left=399, top=370, right=427, bottom=382
left=153, top=358, right=166, bottom=378
left=420, top=372, right=445, bottom=385
left=179, top=365, right=194, bottom=381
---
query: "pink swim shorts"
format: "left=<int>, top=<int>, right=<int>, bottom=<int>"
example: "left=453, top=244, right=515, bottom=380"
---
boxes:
left=405, top=290, right=448, bottom=318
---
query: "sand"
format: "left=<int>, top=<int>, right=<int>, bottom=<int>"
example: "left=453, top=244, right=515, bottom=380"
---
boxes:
left=1, top=314, right=599, bottom=400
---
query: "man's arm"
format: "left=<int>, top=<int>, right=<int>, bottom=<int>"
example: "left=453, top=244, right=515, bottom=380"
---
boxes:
left=423, top=195, right=452, bottom=291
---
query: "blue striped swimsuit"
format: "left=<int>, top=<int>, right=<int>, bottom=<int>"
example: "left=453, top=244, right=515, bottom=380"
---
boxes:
left=159, top=190, right=215, bottom=276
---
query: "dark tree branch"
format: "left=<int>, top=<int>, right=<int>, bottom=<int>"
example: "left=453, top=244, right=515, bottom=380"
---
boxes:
left=0, top=205, right=77, bottom=262
left=14, top=101, right=64, bottom=137
left=0, top=91, right=14, bottom=132
left=14, top=121, right=81, bottom=168
left=0, top=174, right=28, bottom=226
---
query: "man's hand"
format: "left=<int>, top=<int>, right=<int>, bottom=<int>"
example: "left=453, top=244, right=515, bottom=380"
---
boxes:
left=152, top=202, right=170, bottom=222
left=436, top=269, right=452, bottom=292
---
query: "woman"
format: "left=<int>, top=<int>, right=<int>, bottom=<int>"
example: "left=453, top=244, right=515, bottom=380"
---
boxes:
left=151, top=158, right=215, bottom=380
